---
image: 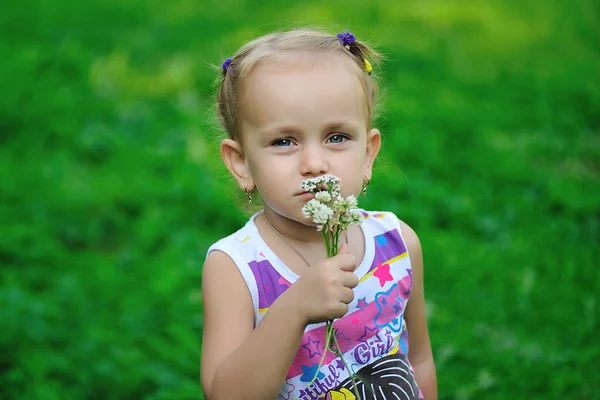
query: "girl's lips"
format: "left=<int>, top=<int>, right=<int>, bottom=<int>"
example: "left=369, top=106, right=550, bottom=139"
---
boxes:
left=297, top=192, right=314, bottom=200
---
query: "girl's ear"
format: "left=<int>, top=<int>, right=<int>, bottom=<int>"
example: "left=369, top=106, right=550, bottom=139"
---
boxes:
left=364, top=128, right=381, bottom=179
left=221, top=139, right=254, bottom=191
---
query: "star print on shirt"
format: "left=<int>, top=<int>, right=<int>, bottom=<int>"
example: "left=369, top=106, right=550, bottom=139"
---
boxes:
left=375, top=235, right=388, bottom=246
left=374, top=284, right=405, bottom=333
left=373, top=262, right=393, bottom=287
left=356, top=297, right=368, bottom=311
left=393, top=300, right=403, bottom=314
left=357, top=325, right=381, bottom=344
left=335, top=331, right=352, bottom=353
left=277, top=276, right=291, bottom=287
left=301, top=336, right=322, bottom=359
left=300, top=364, right=325, bottom=382
left=278, top=379, right=296, bottom=400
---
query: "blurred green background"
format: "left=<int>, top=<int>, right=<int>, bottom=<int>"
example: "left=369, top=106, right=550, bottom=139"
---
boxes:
left=1, top=0, right=599, bottom=399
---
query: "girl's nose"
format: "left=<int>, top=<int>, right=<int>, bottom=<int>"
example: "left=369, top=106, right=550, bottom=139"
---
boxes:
left=299, top=145, right=328, bottom=176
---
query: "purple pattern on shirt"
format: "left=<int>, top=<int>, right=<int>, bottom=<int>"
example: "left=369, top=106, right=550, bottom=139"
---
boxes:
left=368, top=229, right=407, bottom=273
left=247, top=227, right=406, bottom=309
left=248, top=259, right=290, bottom=309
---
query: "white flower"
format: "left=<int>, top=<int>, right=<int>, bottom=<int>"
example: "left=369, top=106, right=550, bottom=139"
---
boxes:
left=312, top=204, right=333, bottom=226
left=297, top=174, right=363, bottom=395
left=344, top=195, right=358, bottom=209
left=339, top=211, right=362, bottom=229
left=301, top=199, right=321, bottom=218
left=330, top=184, right=341, bottom=197
left=302, top=201, right=330, bottom=221
left=333, top=195, right=357, bottom=212
left=317, top=174, right=341, bottom=187
left=314, top=191, right=332, bottom=204
left=350, top=211, right=362, bottom=224
left=302, top=199, right=334, bottom=231
left=301, top=180, right=317, bottom=193
left=301, top=174, right=341, bottom=195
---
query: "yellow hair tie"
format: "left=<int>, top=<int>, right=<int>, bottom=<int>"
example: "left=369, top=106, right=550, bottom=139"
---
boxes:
left=364, top=59, right=372, bottom=74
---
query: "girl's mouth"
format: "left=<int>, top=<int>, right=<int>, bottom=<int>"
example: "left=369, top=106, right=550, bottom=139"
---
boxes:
left=297, top=192, right=314, bottom=199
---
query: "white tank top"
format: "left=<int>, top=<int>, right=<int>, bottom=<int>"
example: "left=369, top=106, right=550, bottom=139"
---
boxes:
left=207, top=210, right=423, bottom=399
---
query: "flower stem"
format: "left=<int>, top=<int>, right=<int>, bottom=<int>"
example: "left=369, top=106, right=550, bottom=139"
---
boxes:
left=309, top=321, right=334, bottom=386
left=322, top=231, right=331, bottom=258
left=330, top=331, right=362, bottom=400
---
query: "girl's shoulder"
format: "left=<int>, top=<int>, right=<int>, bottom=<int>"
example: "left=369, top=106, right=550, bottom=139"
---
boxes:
left=205, top=212, right=261, bottom=258
left=360, top=209, right=420, bottom=253
left=359, top=209, right=402, bottom=231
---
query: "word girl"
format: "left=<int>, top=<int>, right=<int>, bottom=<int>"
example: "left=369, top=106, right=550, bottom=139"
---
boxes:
left=201, top=28, right=437, bottom=400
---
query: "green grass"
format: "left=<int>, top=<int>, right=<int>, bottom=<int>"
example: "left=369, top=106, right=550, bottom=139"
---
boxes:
left=1, top=0, right=598, bottom=398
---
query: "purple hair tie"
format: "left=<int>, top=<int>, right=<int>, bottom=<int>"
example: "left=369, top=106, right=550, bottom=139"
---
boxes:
left=222, top=58, right=232, bottom=74
left=337, top=31, right=356, bottom=47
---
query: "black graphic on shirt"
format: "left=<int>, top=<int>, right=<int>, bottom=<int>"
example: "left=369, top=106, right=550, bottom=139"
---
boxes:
left=325, top=353, right=422, bottom=400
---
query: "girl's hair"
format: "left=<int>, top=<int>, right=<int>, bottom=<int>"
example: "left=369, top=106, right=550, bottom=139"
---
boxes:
left=215, top=28, right=383, bottom=143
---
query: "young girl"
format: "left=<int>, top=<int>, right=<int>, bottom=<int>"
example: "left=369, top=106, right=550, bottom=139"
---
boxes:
left=201, top=28, right=437, bottom=400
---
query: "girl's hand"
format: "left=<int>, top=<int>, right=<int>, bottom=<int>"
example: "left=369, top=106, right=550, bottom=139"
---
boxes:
left=283, top=243, right=359, bottom=325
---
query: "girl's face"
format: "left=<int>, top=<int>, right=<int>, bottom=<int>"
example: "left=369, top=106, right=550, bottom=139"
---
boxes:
left=229, top=51, right=380, bottom=226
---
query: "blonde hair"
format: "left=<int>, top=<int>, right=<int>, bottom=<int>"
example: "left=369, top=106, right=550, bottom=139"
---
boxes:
left=215, top=28, right=383, bottom=143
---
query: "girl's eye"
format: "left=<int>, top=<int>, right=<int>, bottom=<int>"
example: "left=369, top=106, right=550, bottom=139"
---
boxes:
left=272, top=138, right=293, bottom=147
left=327, top=134, right=348, bottom=144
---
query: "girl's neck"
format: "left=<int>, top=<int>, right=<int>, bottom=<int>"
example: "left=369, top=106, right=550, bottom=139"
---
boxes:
left=259, top=208, right=324, bottom=245
left=256, top=207, right=364, bottom=274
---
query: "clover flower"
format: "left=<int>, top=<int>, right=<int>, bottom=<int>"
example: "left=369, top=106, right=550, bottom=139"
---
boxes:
left=300, top=174, right=364, bottom=398
left=314, top=191, right=332, bottom=203
left=301, top=176, right=361, bottom=236
left=301, top=174, right=341, bottom=197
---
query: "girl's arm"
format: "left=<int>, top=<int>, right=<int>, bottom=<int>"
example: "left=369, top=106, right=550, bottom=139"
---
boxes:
left=201, top=248, right=358, bottom=400
left=401, top=220, right=438, bottom=400
left=200, top=250, right=305, bottom=400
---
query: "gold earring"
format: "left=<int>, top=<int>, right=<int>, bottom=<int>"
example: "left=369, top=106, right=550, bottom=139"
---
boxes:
left=362, top=176, right=370, bottom=195
left=244, top=184, right=254, bottom=204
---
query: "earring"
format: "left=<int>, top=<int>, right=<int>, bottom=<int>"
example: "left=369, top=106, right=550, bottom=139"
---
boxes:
left=362, top=176, right=370, bottom=195
left=244, top=183, right=254, bottom=204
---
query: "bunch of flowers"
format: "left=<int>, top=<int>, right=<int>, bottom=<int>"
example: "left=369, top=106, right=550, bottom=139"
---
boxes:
left=300, top=174, right=364, bottom=398
left=301, top=175, right=362, bottom=255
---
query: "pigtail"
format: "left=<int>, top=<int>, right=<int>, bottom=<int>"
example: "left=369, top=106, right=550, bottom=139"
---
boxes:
left=215, top=56, right=239, bottom=140
left=336, top=31, right=382, bottom=77
left=335, top=31, right=384, bottom=125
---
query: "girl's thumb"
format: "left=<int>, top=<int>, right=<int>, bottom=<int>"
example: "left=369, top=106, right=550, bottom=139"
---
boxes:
left=338, top=243, right=351, bottom=254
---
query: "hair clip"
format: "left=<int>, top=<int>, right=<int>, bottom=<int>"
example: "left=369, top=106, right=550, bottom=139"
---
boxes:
left=337, top=31, right=356, bottom=47
left=364, top=59, right=372, bottom=74
left=222, top=58, right=232, bottom=74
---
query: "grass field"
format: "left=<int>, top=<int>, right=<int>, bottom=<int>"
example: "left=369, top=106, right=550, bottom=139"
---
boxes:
left=1, top=0, right=599, bottom=399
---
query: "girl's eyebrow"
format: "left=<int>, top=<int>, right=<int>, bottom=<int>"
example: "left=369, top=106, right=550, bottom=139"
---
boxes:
left=259, top=125, right=301, bottom=136
left=259, top=120, right=362, bottom=136
left=323, top=122, right=345, bottom=131
left=322, top=120, right=362, bottom=133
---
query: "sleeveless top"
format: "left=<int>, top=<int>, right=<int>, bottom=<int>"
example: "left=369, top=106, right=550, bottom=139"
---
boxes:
left=207, top=210, right=424, bottom=400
